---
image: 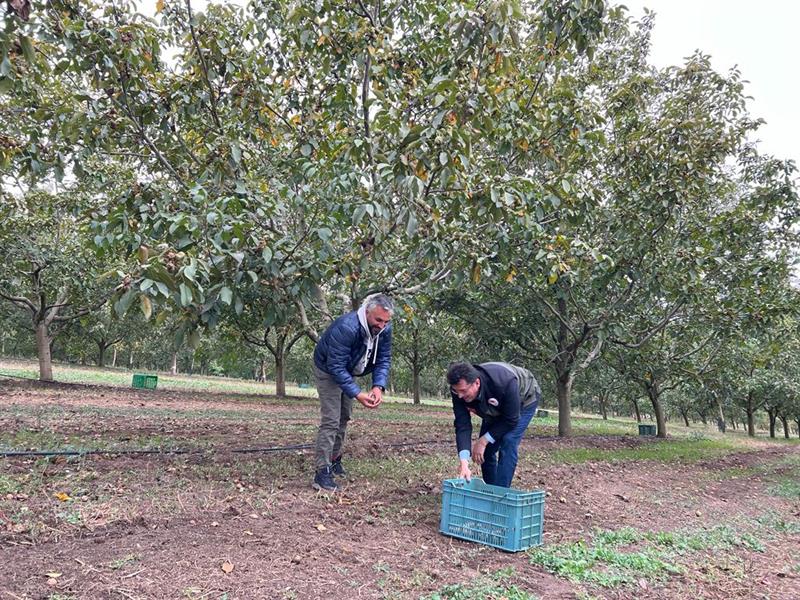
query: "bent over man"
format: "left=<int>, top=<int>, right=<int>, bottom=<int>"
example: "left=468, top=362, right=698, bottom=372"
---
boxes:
left=447, top=361, right=540, bottom=488
left=311, top=293, right=394, bottom=492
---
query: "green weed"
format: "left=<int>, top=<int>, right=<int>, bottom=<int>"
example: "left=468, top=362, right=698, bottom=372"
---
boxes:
left=768, top=479, right=800, bottom=499
left=109, top=553, right=141, bottom=570
left=423, top=568, right=537, bottom=600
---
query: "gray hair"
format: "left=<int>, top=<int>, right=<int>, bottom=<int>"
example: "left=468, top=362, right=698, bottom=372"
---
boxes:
left=362, top=293, right=395, bottom=315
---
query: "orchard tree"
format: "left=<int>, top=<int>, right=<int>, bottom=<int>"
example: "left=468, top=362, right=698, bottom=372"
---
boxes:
left=0, top=190, right=120, bottom=380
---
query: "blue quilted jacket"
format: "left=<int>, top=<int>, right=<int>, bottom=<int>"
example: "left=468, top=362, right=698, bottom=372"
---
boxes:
left=313, top=311, right=392, bottom=398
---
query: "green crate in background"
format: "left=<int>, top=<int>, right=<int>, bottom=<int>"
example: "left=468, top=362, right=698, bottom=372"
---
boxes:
left=132, top=374, right=158, bottom=390
left=638, top=423, right=656, bottom=436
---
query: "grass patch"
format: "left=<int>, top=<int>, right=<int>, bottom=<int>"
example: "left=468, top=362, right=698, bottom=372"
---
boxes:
left=768, top=478, right=800, bottom=499
left=423, top=568, right=537, bottom=600
left=529, top=535, right=682, bottom=588
left=548, top=438, right=744, bottom=465
left=529, top=522, right=772, bottom=589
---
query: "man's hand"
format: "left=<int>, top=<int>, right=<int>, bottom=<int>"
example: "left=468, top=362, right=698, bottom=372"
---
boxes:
left=369, top=386, right=384, bottom=407
left=458, top=458, right=472, bottom=482
left=471, top=437, right=489, bottom=465
left=356, top=391, right=379, bottom=408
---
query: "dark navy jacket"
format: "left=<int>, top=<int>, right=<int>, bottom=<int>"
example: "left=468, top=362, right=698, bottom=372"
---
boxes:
left=313, top=311, right=392, bottom=399
left=451, top=362, right=540, bottom=454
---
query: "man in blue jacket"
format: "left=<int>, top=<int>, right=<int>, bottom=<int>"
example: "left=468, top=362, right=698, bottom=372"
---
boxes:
left=447, top=361, right=540, bottom=488
left=312, top=293, right=394, bottom=492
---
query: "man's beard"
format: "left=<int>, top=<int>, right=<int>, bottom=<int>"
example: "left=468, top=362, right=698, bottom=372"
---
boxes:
left=369, top=325, right=381, bottom=335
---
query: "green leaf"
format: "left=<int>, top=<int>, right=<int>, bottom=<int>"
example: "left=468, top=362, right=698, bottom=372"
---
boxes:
left=179, top=283, right=192, bottom=306
left=188, top=329, right=201, bottom=349
left=20, top=37, right=36, bottom=64
left=405, top=211, right=418, bottom=236
left=219, top=286, right=233, bottom=305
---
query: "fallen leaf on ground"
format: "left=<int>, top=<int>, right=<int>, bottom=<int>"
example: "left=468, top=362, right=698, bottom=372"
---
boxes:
left=54, top=492, right=71, bottom=502
left=221, top=561, right=234, bottom=573
left=315, top=523, right=327, bottom=532
left=45, top=572, right=62, bottom=578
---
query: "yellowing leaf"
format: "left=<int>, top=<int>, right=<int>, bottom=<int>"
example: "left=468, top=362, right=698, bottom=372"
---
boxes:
left=221, top=561, right=234, bottom=573
left=505, top=267, right=517, bottom=283
left=54, top=492, right=71, bottom=502
left=548, top=272, right=558, bottom=285
left=470, top=263, right=481, bottom=285
left=155, top=0, right=164, bottom=13
left=290, top=115, right=301, bottom=126
left=446, top=112, right=457, bottom=126
left=140, top=295, right=152, bottom=320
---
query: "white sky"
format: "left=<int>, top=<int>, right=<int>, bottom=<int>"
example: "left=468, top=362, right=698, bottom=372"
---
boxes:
left=622, top=0, right=799, bottom=168
left=140, top=0, right=798, bottom=169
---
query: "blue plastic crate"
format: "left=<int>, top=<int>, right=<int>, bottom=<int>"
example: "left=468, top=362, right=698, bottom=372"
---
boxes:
left=439, top=478, right=545, bottom=552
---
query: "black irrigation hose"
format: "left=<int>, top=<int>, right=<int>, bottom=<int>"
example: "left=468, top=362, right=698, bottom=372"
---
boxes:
left=1, top=439, right=449, bottom=459
left=0, top=371, right=123, bottom=390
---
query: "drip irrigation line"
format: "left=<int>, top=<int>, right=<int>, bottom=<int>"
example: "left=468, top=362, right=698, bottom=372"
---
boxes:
left=1, top=439, right=449, bottom=459
left=0, top=371, right=119, bottom=390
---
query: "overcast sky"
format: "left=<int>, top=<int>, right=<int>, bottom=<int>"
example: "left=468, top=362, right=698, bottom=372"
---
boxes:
left=142, top=0, right=798, bottom=168
left=622, top=0, right=799, bottom=168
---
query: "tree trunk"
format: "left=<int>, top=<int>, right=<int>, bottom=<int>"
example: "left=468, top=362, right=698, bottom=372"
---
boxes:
left=411, top=336, right=420, bottom=405
left=679, top=408, right=690, bottom=428
left=257, top=358, right=267, bottom=383
left=632, top=399, right=641, bottom=423
left=36, top=321, right=53, bottom=381
left=646, top=381, right=667, bottom=438
left=556, top=372, right=573, bottom=437
left=412, top=362, right=421, bottom=405
left=780, top=415, right=789, bottom=439
left=795, top=418, right=800, bottom=439
left=275, top=353, right=286, bottom=398
left=598, top=392, right=608, bottom=420
left=714, top=395, right=726, bottom=433
left=97, top=341, right=107, bottom=367
left=767, top=408, right=777, bottom=438
left=170, top=351, right=178, bottom=375
left=111, top=345, right=117, bottom=368
left=746, top=392, right=756, bottom=437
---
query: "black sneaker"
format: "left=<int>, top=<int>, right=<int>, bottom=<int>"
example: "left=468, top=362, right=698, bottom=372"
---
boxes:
left=331, top=456, right=347, bottom=477
left=312, top=466, right=337, bottom=492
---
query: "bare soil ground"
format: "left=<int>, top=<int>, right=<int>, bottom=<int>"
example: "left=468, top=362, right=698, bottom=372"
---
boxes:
left=1, top=377, right=799, bottom=600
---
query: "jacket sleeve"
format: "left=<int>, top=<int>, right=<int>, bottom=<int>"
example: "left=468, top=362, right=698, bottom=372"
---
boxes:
left=370, top=325, right=392, bottom=389
left=324, top=322, right=362, bottom=399
left=452, top=395, right=473, bottom=454
left=485, top=377, right=521, bottom=442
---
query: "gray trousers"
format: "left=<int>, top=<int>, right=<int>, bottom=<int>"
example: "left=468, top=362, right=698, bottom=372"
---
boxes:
left=313, top=364, right=354, bottom=470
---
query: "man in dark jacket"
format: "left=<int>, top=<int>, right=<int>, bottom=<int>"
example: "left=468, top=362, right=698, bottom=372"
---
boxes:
left=311, top=293, right=394, bottom=492
left=447, top=361, right=540, bottom=488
